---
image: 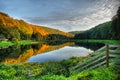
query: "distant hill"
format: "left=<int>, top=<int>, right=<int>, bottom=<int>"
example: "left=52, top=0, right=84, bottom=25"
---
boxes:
left=69, top=31, right=84, bottom=34
left=0, top=12, right=74, bottom=41
left=69, top=21, right=114, bottom=40
left=74, top=21, right=113, bottom=39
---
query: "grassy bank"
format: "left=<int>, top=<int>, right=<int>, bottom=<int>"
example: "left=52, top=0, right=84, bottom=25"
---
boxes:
left=0, top=40, right=119, bottom=48
left=71, top=40, right=120, bottom=44
left=0, top=59, right=119, bottom=80
left=18, top=40, right=40, bottom=45
left=0, top=41, right=14, bottom=48
left=0, top=40, right=40, bottom=48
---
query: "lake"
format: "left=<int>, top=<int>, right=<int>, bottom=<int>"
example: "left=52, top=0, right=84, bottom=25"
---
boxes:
left=0, top=42, right=104, bottom=64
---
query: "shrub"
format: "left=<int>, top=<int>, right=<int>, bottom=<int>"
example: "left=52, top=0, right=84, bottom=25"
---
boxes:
left=0, top=64, right=16, bottom=79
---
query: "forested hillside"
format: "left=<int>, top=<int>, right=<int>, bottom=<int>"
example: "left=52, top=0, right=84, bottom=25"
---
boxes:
left=74, top=21, right=112, bottom=39
left=74, top=7, right=120, bottom=40
left=69, top=31, right=84, bottom=35
left=0, top=12, right=74, bottom=41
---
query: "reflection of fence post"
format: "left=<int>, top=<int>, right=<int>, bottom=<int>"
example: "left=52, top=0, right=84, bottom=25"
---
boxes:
left=106, top=44, right=109, bottom=67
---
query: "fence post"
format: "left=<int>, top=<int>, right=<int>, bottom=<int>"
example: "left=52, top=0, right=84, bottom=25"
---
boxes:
left=106, top=44, right=109, bottom=67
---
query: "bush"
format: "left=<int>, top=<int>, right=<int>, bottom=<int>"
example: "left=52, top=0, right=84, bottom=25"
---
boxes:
left=12, top=38, right=19, bottom=45
left=0, top=64, right=16, bottom=79
left=12, top=63, right=42, bottom=77
left=37, top=75, right=67, bottom=80
left=70, top=67, right=118, bottom=80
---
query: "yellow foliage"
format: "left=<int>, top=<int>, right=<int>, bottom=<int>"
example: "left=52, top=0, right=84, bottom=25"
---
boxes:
left=0, top=12, right=74, bottom=37
left=33, top=44, right=50, bottom=55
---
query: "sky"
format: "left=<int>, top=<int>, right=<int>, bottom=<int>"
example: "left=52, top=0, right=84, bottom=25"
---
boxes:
left=0, top=0, right=120, bottom=32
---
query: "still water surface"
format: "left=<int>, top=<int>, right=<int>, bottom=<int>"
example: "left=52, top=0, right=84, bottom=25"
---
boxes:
left=0, top=42, right=104, bottom=64
left=28, top=46, right=93, bottom=62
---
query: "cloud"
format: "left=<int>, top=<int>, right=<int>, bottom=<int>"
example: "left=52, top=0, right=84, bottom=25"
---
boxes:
left=24, top=0, right=119, bottom=31
left=1, top=0, right=118, bottom=31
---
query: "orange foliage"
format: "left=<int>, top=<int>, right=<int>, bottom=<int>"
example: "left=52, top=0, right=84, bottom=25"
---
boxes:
left=0, top=12, right=74, bottom=37
left=33, top=44, right=50, bottom=55
left=4, top=49, right=34, bottom=64
left=32, top=26, right=48, bottom=36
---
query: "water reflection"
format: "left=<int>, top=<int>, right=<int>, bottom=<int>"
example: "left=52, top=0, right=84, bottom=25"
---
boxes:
left=28, top=46, right=93, bottom=62
left=74, top=42, right=105, bottom=51
left=0, top=42, right=104, bottom=64
left=0, top=42, right=74, bottom=64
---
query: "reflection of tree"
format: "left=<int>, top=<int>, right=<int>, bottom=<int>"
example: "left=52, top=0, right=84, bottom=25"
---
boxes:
left=1, top=42, right=74, bottom=64
left=33, top=42, right=74, bottom=55
left=33, top=44, right=50, bottom=55
left=4, top=49, right=34, bottom=64
left=0, top=45, right=32, bottom=63
left=0, top=45, right=21, bottom=62
left=74, top=42, right=104, bottom=51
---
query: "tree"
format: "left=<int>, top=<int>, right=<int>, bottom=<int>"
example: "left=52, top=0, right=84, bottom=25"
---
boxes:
left=111, top=6, right=120, bottom=39
left=8, top=28, right=21, bottom=41
left=31, top=33, right=43, bottom=41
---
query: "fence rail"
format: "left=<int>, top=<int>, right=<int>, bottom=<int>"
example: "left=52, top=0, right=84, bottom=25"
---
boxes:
left=71, top=44, right=120, bottom=72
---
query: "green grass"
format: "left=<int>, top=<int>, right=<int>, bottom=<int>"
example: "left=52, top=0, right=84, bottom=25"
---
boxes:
left=0, top=40, right=40, bottom=48
left=70, top=66, right=119, bottom=80
left=18, top=40, right=40, bottom=45
left=72, top=40, right=120, bottom=44
left=0, top=40, right=119, bottom=48
left=0, top=41, right=14, bottom=48
left=0, top=62, right=119, bottom=80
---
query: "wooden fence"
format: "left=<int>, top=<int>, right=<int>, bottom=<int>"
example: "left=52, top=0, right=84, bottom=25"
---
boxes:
left=71, top=44, right=120, bottom=72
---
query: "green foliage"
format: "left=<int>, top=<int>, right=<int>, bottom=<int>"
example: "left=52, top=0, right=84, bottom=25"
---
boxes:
left=0, top=25, right=10, bottom=39
left=12, top=38, right=19, bottom=45
left=0, top=63, right=119, bottom=80
left=0, top=64, right=16, bottom=79
left=73, top=40, right=120, bottom=44
left=0, top=34, right=5, bottom=39
left=111, top=7, right=120, bottom=40
left=37, top=75, right=67, bottom=80
left=74, top=21, right=112, bottom=40
left=69, top=31, right=84, bottom=34
left=13, top=63, right=42, bottom=77
left=18, top=40, right=39, bottom=45
left=0, top=41, right=13, bottom=48
left=9, top=28, right=21, bottom=41
left=70, top=67, right=118, bottom=80
left=0, top=25, right=21, bottom=41
left=46, top=34, right=69, bottom=40
left=31, top=33, right=44, bottom=41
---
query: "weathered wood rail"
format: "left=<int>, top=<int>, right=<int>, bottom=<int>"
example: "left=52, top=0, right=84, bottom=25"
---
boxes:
left=71, top=44, right=120, bottom=72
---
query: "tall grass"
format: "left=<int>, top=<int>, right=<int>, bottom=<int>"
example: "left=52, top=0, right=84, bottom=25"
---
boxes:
left=0, top=58, right=120, bottom=80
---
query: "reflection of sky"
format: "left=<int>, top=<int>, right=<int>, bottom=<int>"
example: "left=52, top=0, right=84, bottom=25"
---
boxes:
left=28, top=46, right=93, bottom=62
